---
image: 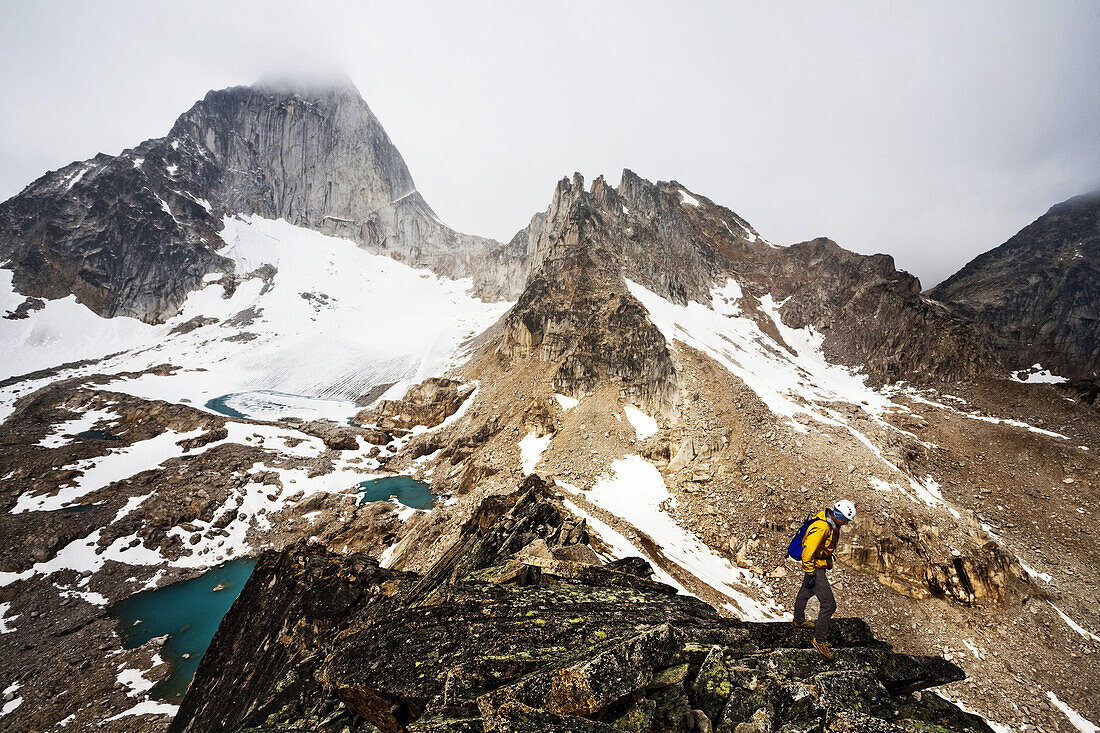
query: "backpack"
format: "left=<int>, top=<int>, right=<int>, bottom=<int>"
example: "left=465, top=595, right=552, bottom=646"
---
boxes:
left=786, top=515, right=815, bottom=561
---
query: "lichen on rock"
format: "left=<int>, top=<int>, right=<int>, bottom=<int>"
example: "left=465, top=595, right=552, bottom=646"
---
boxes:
left=171, top=477, right=990, bottom=733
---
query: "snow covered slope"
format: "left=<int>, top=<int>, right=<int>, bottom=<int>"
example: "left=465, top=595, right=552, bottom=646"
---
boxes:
left=1, top=216, right=512, bottom=420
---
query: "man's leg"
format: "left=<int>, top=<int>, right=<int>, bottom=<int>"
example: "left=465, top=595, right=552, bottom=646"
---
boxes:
left=814, top=569, right=836, bottom=642
left=793, top=572, right=816, bottom=623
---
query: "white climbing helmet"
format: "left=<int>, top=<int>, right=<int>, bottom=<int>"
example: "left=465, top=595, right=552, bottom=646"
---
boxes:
left=833, top=499, right=856, bottom=522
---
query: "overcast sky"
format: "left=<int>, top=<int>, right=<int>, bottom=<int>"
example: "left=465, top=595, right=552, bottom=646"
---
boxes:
left=2, top=1, right=1098, bottom=288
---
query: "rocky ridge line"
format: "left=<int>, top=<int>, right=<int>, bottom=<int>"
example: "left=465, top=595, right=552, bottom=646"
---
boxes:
left=170, top=477, right=990, bottom=733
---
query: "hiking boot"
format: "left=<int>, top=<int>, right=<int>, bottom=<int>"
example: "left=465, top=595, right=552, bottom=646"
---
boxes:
left=791, top=619, right=815, bottom=630
left=812, top=638, right=834, bottom=660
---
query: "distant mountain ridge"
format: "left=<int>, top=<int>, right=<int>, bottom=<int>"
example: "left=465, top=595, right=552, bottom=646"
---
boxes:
left=927, top=190, right=1100, bottom=381
left=0, top=81, right=512, bottom=322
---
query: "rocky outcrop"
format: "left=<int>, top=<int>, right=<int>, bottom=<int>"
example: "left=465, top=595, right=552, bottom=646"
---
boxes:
left=745, top=238, right=999, bottom=385
left=0, top=79, right=512, bottom=322
left=492, top=170, right=996, bottom=422
left=839, top=534, right=1026, bottom=606
left=171, top=478, right=989, bottom=733
left=497, top=174, right=681, bottom=415
left=355, top=378, right=476, bottom=431
left=928, top=190, right=1100, bottom=380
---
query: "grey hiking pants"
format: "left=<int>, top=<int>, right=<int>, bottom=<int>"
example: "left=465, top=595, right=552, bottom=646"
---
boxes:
left=793, top=568, right=836, bottom=642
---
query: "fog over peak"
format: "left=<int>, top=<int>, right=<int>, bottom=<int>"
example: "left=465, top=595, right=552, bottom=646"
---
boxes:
left=2, top=2, right=1098, bottom=288
left=252, top=69, right=362, bottom=100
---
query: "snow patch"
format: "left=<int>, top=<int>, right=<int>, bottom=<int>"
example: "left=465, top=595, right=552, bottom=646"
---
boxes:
left=562, top=498, right=688, bottom=594
left=0, top=527, right=165, bottom=588
left=1048, top=692, right=1099, bottom=733
left=12, top=428, right=205, bottom=513
left=1018, top=560, right=1052, bottom=583
left=117, top=664, right=156, bottom=697
left=555, top=393, right=579, bottom=411
left=1050, top=603, right=1100, bottom=643
left=623, top=404, right=658, bottom=439
left=1011, top=364, right=1068, bottom=384
left=184, top=192, right=212, bottom=213
left=569, top=456, right=779, bottom=619
left=678, top=189, right=700, bottom=207
left=0, top=602, right=16, bottom=633
left=63, top=165, right=91, bottom=190
left=518, top=431, right=552, bottom=475
left=36, top=406, right=117, bottom=448
left=962, top=639, right=982, bottom=660
left=101, top=700, right=179, bottom=722
left=900, top=389, right=1068, bottom=439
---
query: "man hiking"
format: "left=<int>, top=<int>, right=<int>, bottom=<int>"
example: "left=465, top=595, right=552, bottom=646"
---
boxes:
left=791, top=499, right=856, bottom=660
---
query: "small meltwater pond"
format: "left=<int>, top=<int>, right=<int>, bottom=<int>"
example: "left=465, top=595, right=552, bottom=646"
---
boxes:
left=109, top=559, right=257, bottom=702
left=356, top=476, right=437, bottom=510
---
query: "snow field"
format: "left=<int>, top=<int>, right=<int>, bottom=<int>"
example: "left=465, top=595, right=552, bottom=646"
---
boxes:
left=628, top=278, right=973, bottom=517
left=1, top=215, right=512, bottom=421
left=12, top=429, right=207, bottom=513
left=517, top=431, right=552, bottom=475
left=0, top=408, right=405, bottom=587
left=622, top=404, right=658, bottom=439
left=567, top=455, right=780, bottom=620
left=626, top=278, right=893, bottom=431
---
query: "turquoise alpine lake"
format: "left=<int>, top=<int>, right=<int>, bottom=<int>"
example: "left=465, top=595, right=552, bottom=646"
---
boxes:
left=203, top=394, right=249, bottom=419
left=109, top=558, right=257, bottom=702
left=356, top=476, right=437, bottom=509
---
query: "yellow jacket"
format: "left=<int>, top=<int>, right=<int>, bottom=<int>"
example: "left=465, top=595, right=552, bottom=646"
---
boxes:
left=801, top=510, right=840, bottom=574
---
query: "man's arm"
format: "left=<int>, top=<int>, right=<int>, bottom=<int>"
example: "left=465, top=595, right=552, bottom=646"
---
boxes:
left=801, top=521, right=825, bottom=574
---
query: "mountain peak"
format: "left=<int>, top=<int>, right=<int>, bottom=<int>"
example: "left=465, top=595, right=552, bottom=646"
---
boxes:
left=928, top=188, right=1100, bottom=379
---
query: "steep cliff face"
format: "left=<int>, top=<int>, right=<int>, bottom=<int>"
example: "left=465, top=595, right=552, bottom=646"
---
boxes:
left=928, top=191, right=1100, bottom=380
left=497, top=174, right=681, bottom=415
left=171, top=479, right=988, bottom=733
left=0, top=135, right=227, bottom=321
left=493, top=169, right=996, bottom=421
left=0, top=79, right=510, bottom=322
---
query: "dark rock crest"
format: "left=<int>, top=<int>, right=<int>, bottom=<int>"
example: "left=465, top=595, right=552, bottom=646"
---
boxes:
left=928, top=190, right=1100, bottom=381
left=171, top=477, right=989, bottom=733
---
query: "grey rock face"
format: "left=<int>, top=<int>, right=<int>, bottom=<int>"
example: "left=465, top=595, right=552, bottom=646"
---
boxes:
left=0, top=139, right=227, bottom=321
left=497, top=173, right=683, bottom=415
left=494, top=169, right=996, bottom=419
left=927, top=190, right=1100, bottom=380
left=0, top=80, right=511, bottom=322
